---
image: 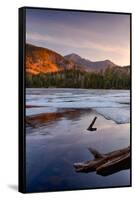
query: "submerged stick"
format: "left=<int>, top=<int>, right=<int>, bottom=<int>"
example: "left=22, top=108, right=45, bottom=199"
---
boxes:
left=87, top=117, right=97, bottom=131
left=74, top=146, right=130, bottom=176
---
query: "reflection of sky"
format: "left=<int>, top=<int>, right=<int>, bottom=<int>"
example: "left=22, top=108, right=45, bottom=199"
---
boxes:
left=26, top=8, right=130, bottom=66
left=26, top=108, right=130, bottom=192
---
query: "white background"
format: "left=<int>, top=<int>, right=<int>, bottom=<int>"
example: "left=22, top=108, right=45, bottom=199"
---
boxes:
left=0, top=0, right=134, bottom=199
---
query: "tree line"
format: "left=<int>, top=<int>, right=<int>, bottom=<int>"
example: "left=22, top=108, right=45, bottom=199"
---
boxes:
left=26, top=68, right=130, bottom=89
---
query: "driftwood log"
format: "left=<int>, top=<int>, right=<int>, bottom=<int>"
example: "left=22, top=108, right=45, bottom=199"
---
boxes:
left=74, top=146, right=130, bottom=176
left=87, top=117, right=97, bottom=131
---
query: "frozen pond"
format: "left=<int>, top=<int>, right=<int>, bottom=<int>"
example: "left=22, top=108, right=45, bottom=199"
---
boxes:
left=26, top=89, right=131, bottom=192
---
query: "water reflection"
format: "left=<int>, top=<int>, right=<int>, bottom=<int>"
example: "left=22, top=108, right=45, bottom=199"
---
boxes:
left=26, top=109, right=90, bottom=129
left=26, top=108, right=130, bottom=192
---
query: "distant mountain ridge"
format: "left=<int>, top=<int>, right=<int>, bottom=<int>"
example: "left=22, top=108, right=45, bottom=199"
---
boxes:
left=26, top=43, right=128, bottom=75
left=64, top=53, right=117, bottom=72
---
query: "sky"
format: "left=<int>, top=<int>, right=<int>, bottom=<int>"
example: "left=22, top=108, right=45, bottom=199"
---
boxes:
left=26, top=8, right=130, bottom=66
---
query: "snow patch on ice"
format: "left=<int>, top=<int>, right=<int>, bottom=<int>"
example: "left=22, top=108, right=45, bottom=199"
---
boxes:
left=26, top=89, right=130, bottom=124
left=95, top=107, right=130, bottom=124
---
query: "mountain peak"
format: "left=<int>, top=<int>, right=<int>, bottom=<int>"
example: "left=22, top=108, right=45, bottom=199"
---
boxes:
left=104, top=59, right=115, bottom=64
left=65, top=53, right=82, bottom=61
left=64, top=53, right=116, bottom=71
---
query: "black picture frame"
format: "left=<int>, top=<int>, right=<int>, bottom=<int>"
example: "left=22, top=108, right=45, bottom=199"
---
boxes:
left=19, top=6, right=132, bottom=193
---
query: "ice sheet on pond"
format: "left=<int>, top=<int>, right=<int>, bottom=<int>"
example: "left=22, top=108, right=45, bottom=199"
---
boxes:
left=26, top=88, right=130, bottom=124
left=95, top=107, right=130, bottom=124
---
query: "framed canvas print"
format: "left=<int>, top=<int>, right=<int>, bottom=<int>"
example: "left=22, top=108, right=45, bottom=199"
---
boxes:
left=19, top=7, right=132, bottom=193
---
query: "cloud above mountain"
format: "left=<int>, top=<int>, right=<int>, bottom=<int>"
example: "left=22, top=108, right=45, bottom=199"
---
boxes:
left=26, top=9, right=130, bottom=66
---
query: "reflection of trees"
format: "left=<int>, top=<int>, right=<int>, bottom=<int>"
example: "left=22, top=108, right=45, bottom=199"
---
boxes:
left=26, top=109, right=89, bottom=127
